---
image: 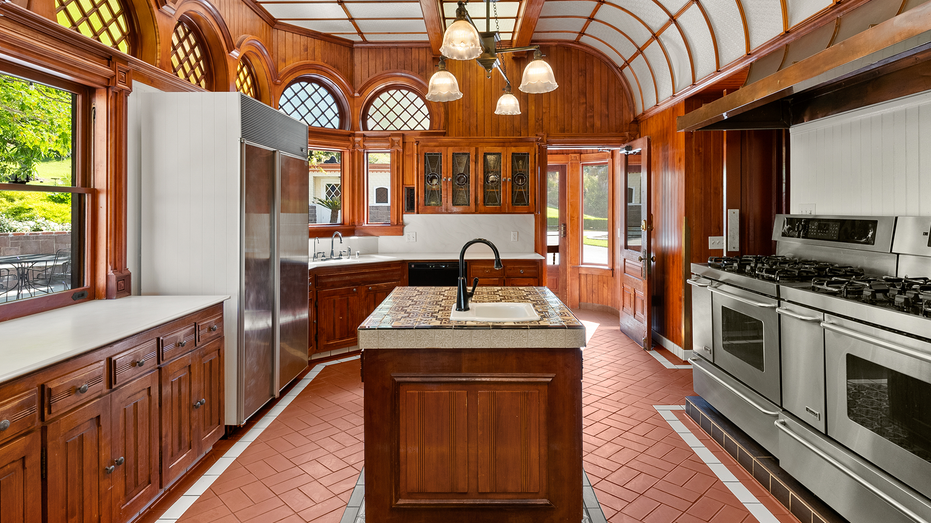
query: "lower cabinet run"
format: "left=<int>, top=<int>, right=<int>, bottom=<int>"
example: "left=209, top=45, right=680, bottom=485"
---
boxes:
left=0, top=302, right=225, bottom=523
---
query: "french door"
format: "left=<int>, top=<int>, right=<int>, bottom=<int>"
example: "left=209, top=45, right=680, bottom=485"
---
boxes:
left=617, top=137, right=652, bottom=348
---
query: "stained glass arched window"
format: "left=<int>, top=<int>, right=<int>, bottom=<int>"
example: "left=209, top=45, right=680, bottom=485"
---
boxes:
left=236, top=59, right=258, bottom=99
left=364, top=88, right=430, bottom=131
left=170, top=18, right=210, bottom=89
left=56, top=0, right=132, bottom=54
left=278, top=80, right=343, bottom=129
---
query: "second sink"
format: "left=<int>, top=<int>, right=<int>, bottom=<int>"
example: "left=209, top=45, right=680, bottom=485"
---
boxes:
left=449, top=302, right=540, bottom=322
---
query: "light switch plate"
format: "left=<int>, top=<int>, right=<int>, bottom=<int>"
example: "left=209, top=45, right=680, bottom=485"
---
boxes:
left=799, top=203, right=816, bottom=215
left=708, top=236, right=724, bottom=249
left=511, top=231, right=519, bottom=242
left=727, top=209, right=740, bottom=251
left=406, top=232, right=417, bottom=243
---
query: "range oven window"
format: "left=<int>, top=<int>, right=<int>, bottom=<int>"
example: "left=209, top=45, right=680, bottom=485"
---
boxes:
left=846, top=354, right=931, bottom=464
left=721, top=308, right=765, bottom=371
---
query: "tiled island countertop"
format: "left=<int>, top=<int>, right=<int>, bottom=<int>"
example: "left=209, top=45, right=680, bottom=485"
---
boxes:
left=357, top=286, right=586, bottom=349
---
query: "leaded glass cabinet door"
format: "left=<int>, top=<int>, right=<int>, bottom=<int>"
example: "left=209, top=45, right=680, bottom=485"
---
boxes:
left=509, top=150, right=532, bottom=210
left=449, top=149, right=473, bottom=212
left=421, top=150, right=444, bottom=213
left=480, top=149, right=503, bottom=210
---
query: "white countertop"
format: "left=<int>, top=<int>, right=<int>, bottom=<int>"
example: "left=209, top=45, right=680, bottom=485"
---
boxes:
left=309, top=252, right=544, bottom=269
left=0, top=295, right=228, bottom=383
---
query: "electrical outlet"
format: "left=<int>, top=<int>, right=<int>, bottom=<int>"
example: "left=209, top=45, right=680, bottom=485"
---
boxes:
left=406, top=232, right=417, bottom=243
left=708, top=236, right=725, bottom=249
left=799, top=203, right=816, bottom=215
left=511, top=231, right=519, bottom=242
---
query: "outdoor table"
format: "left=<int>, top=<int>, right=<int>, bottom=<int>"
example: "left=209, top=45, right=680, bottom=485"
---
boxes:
left=0, top=253, right=58, bottom=299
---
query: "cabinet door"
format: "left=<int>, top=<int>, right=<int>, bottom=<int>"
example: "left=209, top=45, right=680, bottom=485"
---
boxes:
left=159, top=353, right=195, bottom=488
left=507, top=148, right=534, bottom=212
left=316, top=286, right=363, bottom=352
left=110, top=371, right=160, bottom=523
left=193, top=340, right=224, bottom=453
left=0, top=431, right=41, bottom=523
left=420, top=149, right=445, bottom=214
left=478, top=148, right=504, bottom=212
left=46, top=396, right=111, bottom=523
left=447, top=148, right=474, bottom=212
left=362, top=281, right=400, bottom=318
left=309, top=277, right=316, bottom=355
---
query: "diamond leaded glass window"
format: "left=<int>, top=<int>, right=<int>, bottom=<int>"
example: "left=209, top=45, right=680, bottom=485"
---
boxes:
left=236, top=59, right=257, bottom=99
left=365, top=89, right=430, bottom=131
left=279, top=80, right=342, bottom=129
left=170, top=19, right=210, bottom=89
left=325, top=183, right=341, bottom=200
left=56, top=0, right=132, bottom=53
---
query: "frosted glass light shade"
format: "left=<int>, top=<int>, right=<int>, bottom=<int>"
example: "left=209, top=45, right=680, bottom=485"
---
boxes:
left=519, top=55, right=558, bottom=94
left=495, top=92, right=520, bottom=115
left=426, top=69, right=462, bottom=102
left=439, top=19, right=482, bottom=60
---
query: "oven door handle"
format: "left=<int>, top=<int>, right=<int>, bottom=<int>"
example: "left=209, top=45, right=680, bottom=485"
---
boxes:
left=775, top=419, right=929, bottom=523
left=776, top=308, right=822, bottom=322
left=689, top=358, right=780, bottom=416
left=821, top=321, right=931, bottom=365
left=687, top=278, right=712, bottom=288
left=709, top=287, right=777, bottom=309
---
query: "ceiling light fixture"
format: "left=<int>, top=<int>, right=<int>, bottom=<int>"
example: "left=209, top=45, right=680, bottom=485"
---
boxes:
left=427, top=0, right=558, bottom=115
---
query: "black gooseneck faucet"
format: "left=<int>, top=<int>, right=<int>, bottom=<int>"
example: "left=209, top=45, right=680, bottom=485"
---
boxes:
left=456, top=238, right=503, bottom=311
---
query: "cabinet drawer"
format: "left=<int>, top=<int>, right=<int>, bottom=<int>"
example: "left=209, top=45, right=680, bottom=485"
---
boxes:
left=44, top=361, right=105, bottom=417
left=476, top=278, right=505, bottom=286
left=111, top=339, right=158, bottom=387
left=507, top=277, right=538, bottom=286
left=197, top=314, right=223, bottom=345
left=160, top=325, right=197, bottom=363
left=0, top=389, right=38, bottom=443
left=505, top=264, right=539, bottom=278
left=470, top=265, right=504, bottom=278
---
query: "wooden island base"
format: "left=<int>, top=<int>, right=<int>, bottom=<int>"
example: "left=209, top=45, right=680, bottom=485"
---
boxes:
left=362, top=347, right=583, bottom=523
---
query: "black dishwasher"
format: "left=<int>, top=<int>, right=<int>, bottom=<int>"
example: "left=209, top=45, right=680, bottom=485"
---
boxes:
left=407, top=262, right=463, bottom=286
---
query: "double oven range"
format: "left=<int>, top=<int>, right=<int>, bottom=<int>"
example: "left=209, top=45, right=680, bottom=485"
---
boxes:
left=689, top=215, right=931, bottom=523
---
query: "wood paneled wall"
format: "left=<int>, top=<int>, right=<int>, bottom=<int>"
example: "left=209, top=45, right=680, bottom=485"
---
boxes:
left=579, top=273, right=619, bottom=311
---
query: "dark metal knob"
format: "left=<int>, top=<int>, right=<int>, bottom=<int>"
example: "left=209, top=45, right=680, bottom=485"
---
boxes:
left=105, top=465, right=115, bottom=474
left=115, top=456, right=125, bottom=466
left=178, top=339, right=187, bottom=347
left=135, top=359, right=145, bottom=367
left=209, top=325, right=218, bottom=332
left=77, top=383, right=89, bottom=394
left=352, top=288, right=357, bottom=292
left=193, top=399, right=206, bottom=409
left=0, top=420, right=9, bottom=431
left=519, top=269, right=524, bottom=274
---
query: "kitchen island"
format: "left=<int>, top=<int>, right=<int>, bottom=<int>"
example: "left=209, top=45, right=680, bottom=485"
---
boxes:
left=358, top=286, right=585, bottom=523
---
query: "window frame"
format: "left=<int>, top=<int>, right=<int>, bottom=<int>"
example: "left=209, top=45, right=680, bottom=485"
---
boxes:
left=279, top=78, right=348, bottom=131
left=578, top=152, right=613, bottom=270
left=308, top=148, right=347, bottom=228
left=0, top=64, right=94, bottom=322
left=361, top=86, right=432, bottom=132
left=364, top=150, right=392, bottom=225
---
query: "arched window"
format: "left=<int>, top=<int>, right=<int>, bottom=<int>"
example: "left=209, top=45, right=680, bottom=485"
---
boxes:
left=236, top=58, right=258, bottom=99
left=364, top=88, right=430, bottom=131
left=170, top=18, right=210, bottom=89
left=279, top=80, right=343, bottom=129
left=56, top=0, right=132, bottom=54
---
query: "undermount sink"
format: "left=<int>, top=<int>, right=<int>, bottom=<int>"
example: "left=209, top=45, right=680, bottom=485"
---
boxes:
left=449, top=302, right=540, bottom=322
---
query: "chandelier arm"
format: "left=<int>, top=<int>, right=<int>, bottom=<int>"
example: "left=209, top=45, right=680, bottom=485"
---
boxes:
left=494, top=60, right=511, bottom=89
left=495, top=45, right=539, bottom=54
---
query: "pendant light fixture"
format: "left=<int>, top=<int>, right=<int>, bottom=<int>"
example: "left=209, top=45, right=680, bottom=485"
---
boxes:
left=426, top=57, right=463, bottom=102
left=427, top=0, right=557, bottom=114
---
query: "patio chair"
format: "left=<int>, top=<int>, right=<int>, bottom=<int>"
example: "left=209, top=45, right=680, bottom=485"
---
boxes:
left=31, top=249, right=71, bottom=294
left=0, top=267, right=13, bottom=302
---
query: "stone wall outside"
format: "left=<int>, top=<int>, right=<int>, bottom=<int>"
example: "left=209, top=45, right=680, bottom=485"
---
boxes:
left=0, top=231, right=72, bottom=256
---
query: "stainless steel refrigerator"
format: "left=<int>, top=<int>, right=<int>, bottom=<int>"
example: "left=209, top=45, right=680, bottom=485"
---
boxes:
left=139, top=92, right=309, bottom=425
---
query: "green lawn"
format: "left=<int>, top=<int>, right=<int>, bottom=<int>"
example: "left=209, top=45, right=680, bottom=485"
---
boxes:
left=0, top=160, right=73, bottom=228
left=35, top=159, right=71, bottom=185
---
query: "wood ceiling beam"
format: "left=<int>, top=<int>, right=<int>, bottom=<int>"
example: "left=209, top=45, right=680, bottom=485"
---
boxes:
left=419, top=0, right=444, bottom=53
left=512, top=0, right=545, bottom=47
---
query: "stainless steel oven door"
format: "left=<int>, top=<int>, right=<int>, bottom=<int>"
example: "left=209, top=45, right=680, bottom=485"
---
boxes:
left=824, top=314, right=931, bottom=501
left=711, top=284, right=781, bottom=405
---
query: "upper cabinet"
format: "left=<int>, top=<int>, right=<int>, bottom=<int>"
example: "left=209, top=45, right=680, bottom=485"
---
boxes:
left=418, top=147, right=476, bottom=214
left=477, top=146, right=535, bottom=213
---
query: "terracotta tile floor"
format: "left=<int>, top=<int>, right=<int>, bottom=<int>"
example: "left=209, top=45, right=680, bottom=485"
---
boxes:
left=166, top=309, right=800, bottom=523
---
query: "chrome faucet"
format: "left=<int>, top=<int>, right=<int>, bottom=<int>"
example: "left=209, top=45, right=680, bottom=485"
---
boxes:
left=456, top=238, right=503, bottom=311
left=330, top=231, right=343, bottom=259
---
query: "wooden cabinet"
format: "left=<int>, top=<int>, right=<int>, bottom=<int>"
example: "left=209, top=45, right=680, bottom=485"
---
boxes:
left=310, top=261, right=405, bottom=355
left=477, top=147, right=535, bottom=213
left=0, top=431, right=41, bottom=523
left=469, top=259, right=542, bottom=286
left=418, top=147, right=476, bottom=213
left=0, top=303, right=224, bottom=523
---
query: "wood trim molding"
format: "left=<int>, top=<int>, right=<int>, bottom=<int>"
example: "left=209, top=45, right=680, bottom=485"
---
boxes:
left=272, top=21, right=355, bottom=48
left=239, top=0, right=277, bottom=28
left=418, top=0, right=444, bottom=53
left=512, top=0, right=544, bottom=47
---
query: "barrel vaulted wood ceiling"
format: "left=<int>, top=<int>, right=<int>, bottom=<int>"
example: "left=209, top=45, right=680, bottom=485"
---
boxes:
left=255, top=0, right=928, bottom=115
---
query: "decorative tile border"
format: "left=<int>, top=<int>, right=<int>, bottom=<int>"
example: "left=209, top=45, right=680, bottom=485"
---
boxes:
left=647, top=350, right=692, bottom=370
left=684, top=397, right=846, bottom=523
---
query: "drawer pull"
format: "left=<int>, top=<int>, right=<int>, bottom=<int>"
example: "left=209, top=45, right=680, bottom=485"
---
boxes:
left=77, top=383, right=89, bottom=394
left=178, top=340, right=187, bottom=347
left=193, top=398, right=206, bottom=409
left=519, top=269, right=524, bottom=274
left=209, top=325, right=219, bottom=332
left=134, top=359, right=145, bottom=367
left=0, top=420, right=9, bottom=431
left=114, top=456, right=125, bottom=466
left=105, top=465, right=116, bottom=474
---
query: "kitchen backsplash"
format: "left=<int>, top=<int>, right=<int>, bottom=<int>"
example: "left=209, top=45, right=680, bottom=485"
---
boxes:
left=380, top=214, right=535, bottom=254
left=790, top=88, right=931, bottom=217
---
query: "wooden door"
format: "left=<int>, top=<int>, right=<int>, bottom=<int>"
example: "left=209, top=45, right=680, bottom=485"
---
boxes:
left=0, top=431, right=41, bottom=523
left=618, top=137, right=652, bottom=348
left=193, top=340, right=225, bottom=453
left=46, top=396, right=111, bottom=523
left=159, top=353, right=195, bottom=487
left=362, top=281, right=399, bottom=318
left=308, top=276, right=316, bottom=355
left=316, top=285, right=363, bottom=352
left=544, top=158, right=569, bottom=303
left=110, top=371, right=159, bottom=523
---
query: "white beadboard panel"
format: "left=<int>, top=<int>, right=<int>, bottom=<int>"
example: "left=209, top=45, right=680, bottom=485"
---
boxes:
left=790, top=89, right=931, bottom=216
left=127, top=82, right=163, bottom=296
